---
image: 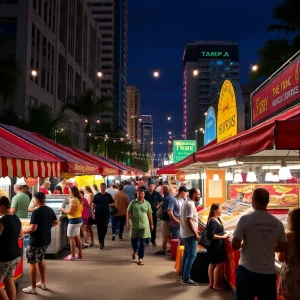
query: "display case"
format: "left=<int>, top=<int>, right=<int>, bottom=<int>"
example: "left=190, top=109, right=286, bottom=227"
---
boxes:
left=21, top=194, right=69, bottom=256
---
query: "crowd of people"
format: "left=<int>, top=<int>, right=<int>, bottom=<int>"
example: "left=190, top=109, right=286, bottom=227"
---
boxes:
left=0, top=177, right=300, bottom=300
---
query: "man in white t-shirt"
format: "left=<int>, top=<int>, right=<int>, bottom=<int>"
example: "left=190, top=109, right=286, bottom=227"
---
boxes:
left=180, top=188, right=200, bottom=286
left=232, top=188, right=288, bottom=300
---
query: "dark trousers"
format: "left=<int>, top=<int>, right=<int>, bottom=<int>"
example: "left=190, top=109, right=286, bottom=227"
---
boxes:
left=131, top=238, right=145, bottom=259
left=236, top=265, right=277, bottom=300
left=150, top=212, right=157, bottom=244
left=112, top=215, right=126, bottom=238
left=96, top=214, right=109, bottom=244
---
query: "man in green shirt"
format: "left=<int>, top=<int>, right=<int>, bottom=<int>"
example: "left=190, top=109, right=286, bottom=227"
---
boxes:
left=11, top=184, right=30, bottom=218
left=127, top=186, right=153, bottom=265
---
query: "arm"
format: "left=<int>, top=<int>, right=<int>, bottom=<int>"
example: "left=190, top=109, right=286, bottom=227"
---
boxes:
left=10, top=197, right=17, bottom=214
left=87, top=194, right=93, bottom=206
left=126, top=212, right=131, bottom=230
left=52, top=219, right=59, bottom=227
left=167, top=199, right=180, bottom=224
left=148, top=213, right=154, bottom=231
left=108, top=194, right=115, bottom=206
left=23, top=224, right=38, bottom=234
left=232, top=217, right=246, bottom=250
left=0, top=223, right=4, bottom=235
left=186, top=217, right=199, bottom=240
left=28, top=198, right=36, bottom=212
left=156, top=193, right=164, bottom=208
left=61, top=204, right=75, bottom=215
left=275, top=226, right=289, bottom=260
left=92, top=203, right=95, bottom=219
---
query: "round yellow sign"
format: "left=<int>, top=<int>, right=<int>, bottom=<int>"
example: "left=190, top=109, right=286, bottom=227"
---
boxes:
left=217, top=80, right=238, bottom=142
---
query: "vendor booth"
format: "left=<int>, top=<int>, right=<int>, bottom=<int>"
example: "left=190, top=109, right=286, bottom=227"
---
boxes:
left=174, top=53, right=300, bottom=299
left=0, top=126, right=63, bottom=288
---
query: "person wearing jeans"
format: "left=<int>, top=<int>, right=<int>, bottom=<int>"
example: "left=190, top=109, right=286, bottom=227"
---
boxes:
left=127, top=186, right=153, bottom=265
left=111, top=184, right=130, bottom=241
left=180, top=188, right=201, bottom=285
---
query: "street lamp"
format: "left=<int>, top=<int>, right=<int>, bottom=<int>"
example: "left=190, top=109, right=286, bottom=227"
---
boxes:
left=167, top=116, right=171, bottom=121
left=193, top=69, right=199, bottom=76
left=252, top=64, right=258, bottom=71
left=31, top=70, right=38, bottom=77
left=97, top=71, right=103, bottom=78
left=153, top=70, right=159, bottom=78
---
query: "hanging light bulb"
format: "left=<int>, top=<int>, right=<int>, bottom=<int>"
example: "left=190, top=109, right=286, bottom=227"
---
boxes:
left=233, top=172, right=243, bottom=183
left=265, top=170, right=273, bottom=182
left=225, top=169, right=233, bottom=181
left=272, top=173, right=280, bottom=182
left=16, top=177, right=26, bottom=185
left=279, top=159, right=292, bottom=180
left=213, top=172, right=220, bottom=181
left=246, top=166, right=257, bottom=182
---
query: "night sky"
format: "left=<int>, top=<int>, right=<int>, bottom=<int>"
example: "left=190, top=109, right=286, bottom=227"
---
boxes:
left=128, top=0, right=282, bottom=159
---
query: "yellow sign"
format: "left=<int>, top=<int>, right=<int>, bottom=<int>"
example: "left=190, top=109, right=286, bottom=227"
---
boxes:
left=273, top=185, right=294, bottom=194
left=61, top=172, right=75, bottom=179
left=235, top=185, right=255, bottom=193
left=217, top=80, right=238, bottom=142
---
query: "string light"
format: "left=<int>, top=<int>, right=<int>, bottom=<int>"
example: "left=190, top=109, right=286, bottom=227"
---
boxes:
left=97, top=71, right=103, bottom=78
left=252, top=64, right=258, bottom=71
left=193, top=69, right=199, bottom=76
left=31, top=69, right=38, bottom=77
left=153, top=70, right=160, bottom=78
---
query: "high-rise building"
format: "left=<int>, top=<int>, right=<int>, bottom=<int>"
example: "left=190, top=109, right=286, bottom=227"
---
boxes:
left=87, top=0, right=128, bottom=132
left=0, top=0, right=102, bottom=149
left=141, top=115, right=153, bottom=157
left=127, top=86, right=141, bottom=150
left=183, top=41, right=239, bottom=141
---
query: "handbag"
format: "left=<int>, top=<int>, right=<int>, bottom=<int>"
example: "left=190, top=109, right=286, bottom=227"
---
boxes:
left=156, top=205, right=165, bottom=219
left=199, top=221, right=211, bottom=249
left=109, top=206, right=118, bottom=215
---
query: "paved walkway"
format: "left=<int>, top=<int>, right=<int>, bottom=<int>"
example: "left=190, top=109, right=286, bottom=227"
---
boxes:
left=16, top=228, right=235, bottom=300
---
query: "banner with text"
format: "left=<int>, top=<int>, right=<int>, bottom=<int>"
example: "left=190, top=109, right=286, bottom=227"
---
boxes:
left=173, top=140, right=196, bottom=163
left=252, top=59, right=300, bottom=125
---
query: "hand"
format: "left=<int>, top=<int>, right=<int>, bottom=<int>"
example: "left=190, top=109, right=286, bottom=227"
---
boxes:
left=195, top=233, right=200, bottom=241
left=59, top=208, right=64, bottom=212
left=127, top=224, right=131, bottom=230
left=150, top=224, right=154, bottom=231
left=92, top=214, right=95, bottom=220
left=223, top=234, right=229, bottom=239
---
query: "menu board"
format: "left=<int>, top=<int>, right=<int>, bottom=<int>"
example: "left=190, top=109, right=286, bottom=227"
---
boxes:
left=229, top=184, right=299, bottom=208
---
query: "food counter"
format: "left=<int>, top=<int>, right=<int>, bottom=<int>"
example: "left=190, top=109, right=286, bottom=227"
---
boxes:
left=198, top=201, right=288, bottom=300
left=0, top=236, right=25, bottom=289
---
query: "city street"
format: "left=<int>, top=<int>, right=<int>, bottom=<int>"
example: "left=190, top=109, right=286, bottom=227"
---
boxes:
left=16, top=228, right=234, bottom=300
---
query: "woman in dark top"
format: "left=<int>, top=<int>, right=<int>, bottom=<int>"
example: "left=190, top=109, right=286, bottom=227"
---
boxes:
left=206, top=203, right=229, bottom=291
left=0, top=196, right=22, bottom=300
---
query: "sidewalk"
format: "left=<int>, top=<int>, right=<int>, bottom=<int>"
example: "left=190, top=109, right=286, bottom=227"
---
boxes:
left=16, top=228, right=234, bottom=300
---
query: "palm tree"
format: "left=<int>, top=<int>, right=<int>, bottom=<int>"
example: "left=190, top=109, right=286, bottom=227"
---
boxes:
left=251, top=0, right=300, bottom=81
left=0, top=39, right=23, bottom=103
left=61, top=89, right=115, bottom=151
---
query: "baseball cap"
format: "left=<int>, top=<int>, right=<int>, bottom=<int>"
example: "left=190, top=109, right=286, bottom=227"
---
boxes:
left=179, top=186, right=188, bottom=193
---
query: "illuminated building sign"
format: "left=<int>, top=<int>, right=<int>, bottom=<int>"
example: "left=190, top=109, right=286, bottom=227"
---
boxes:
left=201, top=51, right=230, bottom=58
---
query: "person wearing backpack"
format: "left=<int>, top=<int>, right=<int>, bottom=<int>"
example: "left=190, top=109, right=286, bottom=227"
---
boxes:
left=155, top=185, right=173, bottom=255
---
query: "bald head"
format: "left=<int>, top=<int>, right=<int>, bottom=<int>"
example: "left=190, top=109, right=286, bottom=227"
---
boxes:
left=252, top=188, right=269, bottom=208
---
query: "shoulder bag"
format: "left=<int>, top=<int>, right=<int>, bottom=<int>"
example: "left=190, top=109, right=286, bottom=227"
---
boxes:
left=199, top=221, right=211, bottom=249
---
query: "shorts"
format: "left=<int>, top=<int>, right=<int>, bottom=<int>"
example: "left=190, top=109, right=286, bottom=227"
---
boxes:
left=82, top=218, right=89, bottom=225
left=26, top=246, right=48, bottom=264
left=67, top=223, right=83, bottom=236
left=171, top=226, right=180, bottom=239
left=0, top=257, right=20, bottom=282
left=161, top=221, right=171, bottom=237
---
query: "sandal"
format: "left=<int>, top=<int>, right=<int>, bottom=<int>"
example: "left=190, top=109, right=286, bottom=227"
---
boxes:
left=137, top=261, right=144, bottom=266
left=63, top=255, right=76, bottom=261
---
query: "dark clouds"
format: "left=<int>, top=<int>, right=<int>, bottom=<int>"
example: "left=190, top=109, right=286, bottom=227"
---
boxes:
left=128, top=0, right=282, bottom=160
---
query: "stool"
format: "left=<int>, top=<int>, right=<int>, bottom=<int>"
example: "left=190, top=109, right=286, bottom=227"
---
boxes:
left=170, top=239, right=179, bottom=260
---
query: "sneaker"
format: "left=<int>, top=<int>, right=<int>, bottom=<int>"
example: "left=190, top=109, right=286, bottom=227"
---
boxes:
left=36, top=281, right=47, bottom=290
left=119, top=237, right=124, bottom=240
left=22, top=286, right=38, bottom=295
left=63, top=255, right=76, bottom=261
left=82, top=244, right=89, bottom=249
left=112, top=234, right=116, bottom=241
left=100, top=243, right=104, bottom=249
left=151, top=242, right=157, bottom=247
left=182, top=279, right=198, bottom=286
left=155, top=250, right=166, bottom=255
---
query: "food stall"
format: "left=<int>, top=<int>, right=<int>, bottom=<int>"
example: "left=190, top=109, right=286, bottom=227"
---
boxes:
left=174, top=53, right=300, bottom=299
left=0, top=125, right=63, bottom=289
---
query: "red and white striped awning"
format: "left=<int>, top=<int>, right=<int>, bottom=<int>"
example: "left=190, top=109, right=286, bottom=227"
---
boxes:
left=0, top=128, right=62, bottom=178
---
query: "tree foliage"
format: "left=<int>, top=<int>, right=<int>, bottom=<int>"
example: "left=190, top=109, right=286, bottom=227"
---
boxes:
left=251, top=0, right=300, bottom=81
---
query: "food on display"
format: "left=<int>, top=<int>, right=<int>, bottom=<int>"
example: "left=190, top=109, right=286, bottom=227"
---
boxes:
left=280, top=193, right=298, bottom=206
left=21, top=220, right=30, bottom=226
left=269, top=195, right=281, bottom=206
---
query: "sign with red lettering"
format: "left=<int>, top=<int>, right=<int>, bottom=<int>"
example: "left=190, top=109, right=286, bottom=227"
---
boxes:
left=252, top=59, right=300, bottom=125
left=176, top=171, right=186, bottom=182
left=67, top=163, right=99, bottom=174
